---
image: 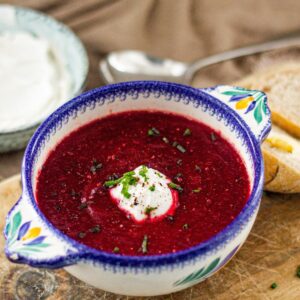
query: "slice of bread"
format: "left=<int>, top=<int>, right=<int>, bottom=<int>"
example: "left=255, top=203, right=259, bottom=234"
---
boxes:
left=262, top=125, right=300, bottom=193
left=236, top=63, right=300, bottom=138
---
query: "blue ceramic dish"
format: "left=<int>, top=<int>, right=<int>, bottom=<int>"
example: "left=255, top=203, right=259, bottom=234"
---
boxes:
left=4, top=81, right=271, bottom=296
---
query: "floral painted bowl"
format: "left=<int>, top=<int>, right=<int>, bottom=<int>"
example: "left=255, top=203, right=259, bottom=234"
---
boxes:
left=4, top=81, right=271, bottom=296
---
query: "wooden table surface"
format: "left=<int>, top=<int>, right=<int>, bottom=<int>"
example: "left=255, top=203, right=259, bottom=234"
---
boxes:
left=1, top=1, right=300, bottom=299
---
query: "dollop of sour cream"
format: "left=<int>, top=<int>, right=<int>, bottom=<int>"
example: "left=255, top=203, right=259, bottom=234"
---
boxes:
left=108, top=166, right=178, bottom=223
left=0, top=31, right=70, bottom=132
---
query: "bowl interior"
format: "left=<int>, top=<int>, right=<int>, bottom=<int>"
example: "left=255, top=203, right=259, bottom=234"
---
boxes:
left=0, top=5, right=88, bottom=132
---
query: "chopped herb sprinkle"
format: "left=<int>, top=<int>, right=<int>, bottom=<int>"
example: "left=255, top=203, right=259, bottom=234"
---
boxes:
left=167, top=215, right=174, bottom=222
left=90, top=160, right=102, bottom=174
left=104, top=178, right=122, bottom=187
left=145, top=206, right=157, bottom=215
left=176, top=144, right=186, bottom=153
left=109, top=173, right=119, bottom=180
left=78, top=203, right=88, bottom=210
left=296, top=266, right=300, bottom=278
left=78, top=232, right=86, bottom=239
left=55, top=204, right=61, bottom=212
left=139, top=165, right=149, bottom=182
left=104, top=170, right=139, bottom=199
left=152, top=127, right=160, bottom=135
left=149, top=185, right=155, bottom=192
left=174, top=173, right=182, bottom=183
left=183, top=128, right=191, bottom=136
left=148, top=127, right=160, bottom=136
left=195, top=164, right=201, bottom=172
left=70, top=189, right=78, bottom=197
left=89, top=225, right=101, bottom=233
left=192, top=188, right=201, bottom=193
left=172, top=141, right=178, bottom=147
left=210, top=132, right=217, bottom=142
left=177, top=159, right=183, bottom=166
left=155, top=171, right=163, bottom=178
left=162, top=136, right=169, bottom=144
left=113, top=247, right=120, bottom=253
left=141, top=235, right=148, bottom=254
left=168, top=182, right=183, bottom=192
left=270, top=282, right=277, bottom=289
left=182, top=223, right=189, bottom=230
left=148, top=129, right=154, bottom=136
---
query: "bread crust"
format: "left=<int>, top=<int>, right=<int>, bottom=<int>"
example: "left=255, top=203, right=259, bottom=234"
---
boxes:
left=263, top=149, right=300, bottom=193
left=236, top=63, right=300, bottom=193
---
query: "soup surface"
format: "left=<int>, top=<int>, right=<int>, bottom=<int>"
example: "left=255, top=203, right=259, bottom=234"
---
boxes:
left=36, top=111, right=250, bottom=256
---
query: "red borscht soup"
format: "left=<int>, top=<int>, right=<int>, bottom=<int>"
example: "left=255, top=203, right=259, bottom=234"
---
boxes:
left=36, top=111, right=250, bottom=256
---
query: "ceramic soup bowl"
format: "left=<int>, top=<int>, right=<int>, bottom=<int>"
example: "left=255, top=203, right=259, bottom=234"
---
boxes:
left=4, top=81, right=271, bottom=296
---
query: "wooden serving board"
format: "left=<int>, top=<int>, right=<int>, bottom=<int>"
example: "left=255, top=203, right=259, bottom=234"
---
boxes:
left=0, top=175, right=300, bottom=300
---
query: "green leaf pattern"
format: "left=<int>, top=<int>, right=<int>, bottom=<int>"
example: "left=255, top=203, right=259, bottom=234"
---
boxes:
left=220, top=87, right=267, bottom=124
left=174, top=257, right=221, bottom=286
left=5, top=210, right=50, bottom=256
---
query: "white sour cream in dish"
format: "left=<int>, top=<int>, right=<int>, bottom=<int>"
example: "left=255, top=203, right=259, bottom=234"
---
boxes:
left=0, top=31, right=70, bottom=133
left=108, top=165, right=179, bottom=223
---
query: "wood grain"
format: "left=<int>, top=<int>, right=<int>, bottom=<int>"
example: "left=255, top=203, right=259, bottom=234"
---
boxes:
left=0, top=175, right=300, bottom=299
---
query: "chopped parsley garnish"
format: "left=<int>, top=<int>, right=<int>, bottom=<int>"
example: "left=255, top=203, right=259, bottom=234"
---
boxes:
left=145, top=206, right=157, bottom=215
left=155, top=171, right=163, bottom=178
left=176, top=144, right=186, bottom=153
left=149, top=185, right=155, bottom=191
left=195, top=164, right=201, bottom=172
left=210, top=132, right=217, bottom=142
left=90, top=160, right=102, bottom=174
left=296, top=266, right=300, bottom=278
left=141, top=235, right=148, bottom=254
left=55, top=204, right=61, bottom=212
left=148, top=127, right=160, bottom=136
left=148, top=129, right=154, bottom=136
left=168, top=182, right=183, bottom=192
left=192, top=188, right=201, bottom=193
left=78, top=232, right=86, bottom=239
left=183, top=128, right=191, bottom=136
left=139, top=165, right=149, bottom=182
left=78, top=203, right=88, bottom=210
left=167, top=215, right=174, bottom=222
left=121, top=179, right=133, bottom=199
left=70, top=189, right=79, bottom=197
left=89, top=225, right=101, bottom=233
left=104, top=170, right=138, bottom=199
left=107, top=173, right=119, bottom=181
left=162, top=137, right=169, bottom=144
left=270, top=282, right=277, bottom=289
left=113, top=247, right=120, bottom=253
left=174, top=173, right=182, bottom=181
left=104, top=178, right=122, bottom=187
left=182, top=223, right=189, bottom=230
left=152, top=127, right=160, bottom=135
left=177, top=159, right=183, bottom=166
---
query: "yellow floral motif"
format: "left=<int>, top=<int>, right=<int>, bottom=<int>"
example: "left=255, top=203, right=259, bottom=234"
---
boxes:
left=22, top=227, right=41, bottom=241
left=235, top=96, right=254, bottom=110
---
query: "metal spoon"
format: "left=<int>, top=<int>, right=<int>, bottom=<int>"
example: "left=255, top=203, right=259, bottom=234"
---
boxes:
left=99, top=33, right=300, bottom=85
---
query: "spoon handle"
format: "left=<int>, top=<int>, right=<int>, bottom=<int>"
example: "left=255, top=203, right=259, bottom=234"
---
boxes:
left=186, top=34, right=300, bottom=81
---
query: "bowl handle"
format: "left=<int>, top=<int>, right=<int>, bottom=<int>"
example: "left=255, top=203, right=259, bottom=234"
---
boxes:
left=202, top=85, right=271, bottom=142
left=4, top=192, right=82, bottom=268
